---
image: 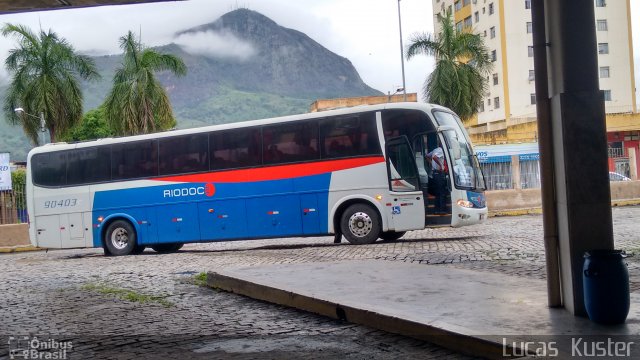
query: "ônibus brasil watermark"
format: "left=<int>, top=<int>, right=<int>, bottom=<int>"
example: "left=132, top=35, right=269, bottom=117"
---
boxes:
left=502, top=336, right=635, bottom=358
left=7, top=336, right=72, bottom=359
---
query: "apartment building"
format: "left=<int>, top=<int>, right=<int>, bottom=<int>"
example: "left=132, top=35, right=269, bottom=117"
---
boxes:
left=431, top=0, right=636, bottom=137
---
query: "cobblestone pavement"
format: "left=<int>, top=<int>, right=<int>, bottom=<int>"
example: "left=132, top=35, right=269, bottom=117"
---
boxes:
left=0, top=206, right=638, bottom=359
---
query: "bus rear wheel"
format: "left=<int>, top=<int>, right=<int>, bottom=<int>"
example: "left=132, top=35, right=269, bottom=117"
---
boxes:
left=104, top=220, right=138, bottom=256
left=340, top=203, right=381, bottom=245
left=380, top=231, right=406, bottom=242
left=151, top=243, right=184, bottom=253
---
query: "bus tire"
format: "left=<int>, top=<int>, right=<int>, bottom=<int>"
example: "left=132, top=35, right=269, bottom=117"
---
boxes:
left=340, top=203, right=381, bottom=245
left=151, top=243, right=183, bottom=253
left=380, top=231, right=406, bottom=242
left=104, top=220, right=138, bottom=256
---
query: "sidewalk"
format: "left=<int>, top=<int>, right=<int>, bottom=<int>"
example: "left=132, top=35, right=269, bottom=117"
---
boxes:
left=207, top=260, right=639, bottom=359
left=0, top=245, right=40, bottom=253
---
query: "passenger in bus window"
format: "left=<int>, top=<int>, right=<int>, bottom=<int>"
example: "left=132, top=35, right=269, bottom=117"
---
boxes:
left=426, top=144, right=447, bottom=214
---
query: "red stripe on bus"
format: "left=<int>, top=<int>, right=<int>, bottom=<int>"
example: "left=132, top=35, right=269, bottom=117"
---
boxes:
left=154, top=157, right=385, bottom=183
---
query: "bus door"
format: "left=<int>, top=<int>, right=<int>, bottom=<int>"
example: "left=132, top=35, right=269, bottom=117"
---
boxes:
left=412, top=131, right=452, bottom=226
left=385, top=136, right=425, bottom=232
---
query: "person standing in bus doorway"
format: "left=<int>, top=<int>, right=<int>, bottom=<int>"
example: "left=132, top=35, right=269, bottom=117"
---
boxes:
left=427, top=144, right=448, bottom=214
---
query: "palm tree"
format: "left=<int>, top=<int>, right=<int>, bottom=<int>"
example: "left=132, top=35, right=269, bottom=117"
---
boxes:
left=104, top=31, right=187, bottom=136
left=406, top=11, right=492, bottom=121
left=2, top=24, right=99, bottom=144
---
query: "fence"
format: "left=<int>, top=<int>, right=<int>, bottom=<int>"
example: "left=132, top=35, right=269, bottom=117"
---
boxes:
left=480, top=158, right=541, bottom=191
left=0, top=186, right=27, bottom=225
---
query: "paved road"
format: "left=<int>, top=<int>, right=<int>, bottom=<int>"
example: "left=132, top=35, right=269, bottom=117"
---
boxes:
left=1, top=207, right=638, bottom=359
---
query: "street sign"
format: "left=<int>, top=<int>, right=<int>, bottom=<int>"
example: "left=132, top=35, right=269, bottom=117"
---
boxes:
left=0, top=152, right=11, bottom=190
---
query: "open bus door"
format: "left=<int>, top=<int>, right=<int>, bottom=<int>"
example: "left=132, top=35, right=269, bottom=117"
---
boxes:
left=412, top=131, right=453, bottom=227
left=385, top=136, right=425, bottom=232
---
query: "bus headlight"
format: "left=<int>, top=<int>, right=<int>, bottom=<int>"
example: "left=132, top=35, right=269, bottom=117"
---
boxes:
left=457, top=199, right=474, bottom=208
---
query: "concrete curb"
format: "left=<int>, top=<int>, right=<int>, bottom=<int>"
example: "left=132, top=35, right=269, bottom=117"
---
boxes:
left=206, top=271, right=509, bottom=360
left=488, top=198, right=640, bottom=217
left=0, top=245, right=42, bottom=254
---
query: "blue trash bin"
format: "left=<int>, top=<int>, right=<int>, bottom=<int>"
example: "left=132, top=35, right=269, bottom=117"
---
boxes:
left=17, top=209, right=28, bottom=223
left=583, top=250, right=630, bottom=324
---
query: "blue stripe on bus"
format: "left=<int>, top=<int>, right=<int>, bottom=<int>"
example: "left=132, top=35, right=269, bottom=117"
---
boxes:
left=92, top=173, right=331, bottom=247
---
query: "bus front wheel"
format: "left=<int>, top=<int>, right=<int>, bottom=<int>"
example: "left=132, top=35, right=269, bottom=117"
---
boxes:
left=104, top=220, right=138, bottom=256
left=340, top=203, right=381, bottom=245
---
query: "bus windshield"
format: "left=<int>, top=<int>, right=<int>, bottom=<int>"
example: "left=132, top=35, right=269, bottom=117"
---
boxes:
left=432, top=111, right=486, bottom=191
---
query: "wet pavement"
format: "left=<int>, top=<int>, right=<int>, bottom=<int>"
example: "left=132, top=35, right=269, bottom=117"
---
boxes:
left=1, top=206, right=639, bottom=359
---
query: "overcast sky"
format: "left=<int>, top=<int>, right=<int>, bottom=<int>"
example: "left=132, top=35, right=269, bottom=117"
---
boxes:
left=0, top=0, right=638, bottom=104
left=0, top=0, right=433, bottom=98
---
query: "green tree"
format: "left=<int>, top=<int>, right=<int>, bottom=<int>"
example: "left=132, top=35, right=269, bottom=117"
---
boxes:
left=406, top=11, right=492, bottom=121
left=104, top=31, right=187, bottom=136
left=2, top=24, right=100, bottom=144
left=60, top=107, right=114, bottom=142
left=11, top=168, right=26, bottom=210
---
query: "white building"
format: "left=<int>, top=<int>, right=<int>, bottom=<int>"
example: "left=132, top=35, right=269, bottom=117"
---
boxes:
left=431, top=0, right=636, bottom=135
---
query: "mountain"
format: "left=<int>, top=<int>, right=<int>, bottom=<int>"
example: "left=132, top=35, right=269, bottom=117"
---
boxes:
left=0, top=9, right=382, bottom=160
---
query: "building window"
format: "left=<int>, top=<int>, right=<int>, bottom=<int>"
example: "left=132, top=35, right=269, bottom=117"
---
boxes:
left=598, top=43, right=609, bottom=54
left=448, top=5, right=452, bottom=14
left=482, top=7, right=485, bottom=14
left=494, top=97, right=500, bottom=109
left=463, top=0, right=471, bottom=5
left=475, top=11, right=479, bottom=23
left=464, top=16, right=473, bottom=28
left=455, top=0, right=462, bottom=11
left=530, top=93, right=536, bottom=105
left=488, top=98, right=491, bottom=106
left=600, top=66, right=610, bottom=78
left=526, top=22, right=533, bottom=33
left=489, top=3, right=494, bottom=15
left=491, top=50, right=497, bottom=62
left=603, top=90, right=612, bottom=101
left=595, top=0, right=606, bottom=7
left=479, top=101, right=485, bottom=112
left=525, top=0, right=531, bottom=9
left=484, top=30, right=487, bottom=37
left=528, top=46, right=534, bottom=57
left=493, top=73, right=499, bottom=85
left=597, top=19, right=608, bottom=31
left=490, top=26, right=496, bottom=38
left=456, top=21, right=463, bottom=32
left=528, top=69, right=535, bottom=81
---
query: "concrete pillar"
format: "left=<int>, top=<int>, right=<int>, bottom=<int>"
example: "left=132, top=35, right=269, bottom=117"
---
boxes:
left=543, top=0, right=614, bottom=316
left=629, top=148, right=638, bottom=180
left=511, top=155, right=521, bottom=190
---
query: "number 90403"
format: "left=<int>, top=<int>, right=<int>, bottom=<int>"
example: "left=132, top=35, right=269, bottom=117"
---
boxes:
left=44, top=199, right=77, bottom=208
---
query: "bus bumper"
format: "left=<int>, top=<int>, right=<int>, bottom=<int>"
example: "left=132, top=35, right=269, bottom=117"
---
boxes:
left=451, top=206, right=487, bottom=227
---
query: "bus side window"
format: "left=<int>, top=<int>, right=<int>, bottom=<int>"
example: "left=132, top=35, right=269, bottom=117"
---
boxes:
left=112, top=140, right=158, bottom=180
left=211, top=128, right=261, bottom=170
left=320, top=112, right=380, bottom=159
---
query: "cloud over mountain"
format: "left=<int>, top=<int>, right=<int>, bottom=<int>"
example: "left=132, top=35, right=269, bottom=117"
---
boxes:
left=174, top=30, right=256, bottom=61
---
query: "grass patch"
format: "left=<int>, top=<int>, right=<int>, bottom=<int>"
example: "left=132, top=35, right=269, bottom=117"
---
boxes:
left=193, top=272, right=208, bottom=287
left=82, top=283, right=173, bottom=307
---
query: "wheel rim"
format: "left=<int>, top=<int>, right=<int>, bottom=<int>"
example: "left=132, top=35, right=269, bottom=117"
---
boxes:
left=110, top=227, right=129, bottom=250
left=348, top=211, right=373, bottom=238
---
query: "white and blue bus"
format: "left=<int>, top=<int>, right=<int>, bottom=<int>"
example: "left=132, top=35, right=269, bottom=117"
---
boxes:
left=26, top=103, right=487, bottom=255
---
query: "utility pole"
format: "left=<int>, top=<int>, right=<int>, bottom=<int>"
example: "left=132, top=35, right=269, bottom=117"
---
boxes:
left=397, top=0, right=407, bottom=101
